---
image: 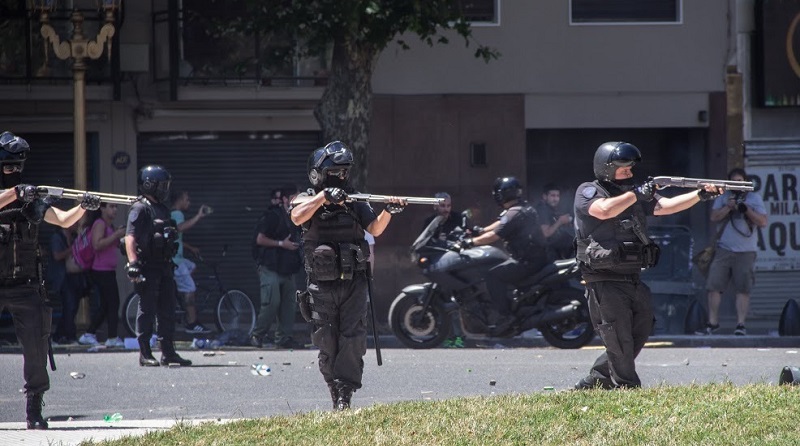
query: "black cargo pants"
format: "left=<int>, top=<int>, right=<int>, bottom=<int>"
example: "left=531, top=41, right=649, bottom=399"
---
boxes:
left=135, top=263, right=177, bottom=344
left=307, top=273, right=369, bottom=390
left=1, top=284, right=51, bottom=395
left=585, top=278, right=653, bottom=388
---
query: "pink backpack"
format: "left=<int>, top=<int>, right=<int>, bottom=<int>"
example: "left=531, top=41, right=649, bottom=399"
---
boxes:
left=69, top=227, right=95, bottom=272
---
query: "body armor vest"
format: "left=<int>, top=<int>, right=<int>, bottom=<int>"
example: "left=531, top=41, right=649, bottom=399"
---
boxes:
left=136, top=199, right=179, bottom=263
left=576, top=181, right=657, bottom=275
left=302, top=204, right=369, bottom=281
left=501, top=203, right=544, bottom=263
left=0, top=202, right=46, bottom=284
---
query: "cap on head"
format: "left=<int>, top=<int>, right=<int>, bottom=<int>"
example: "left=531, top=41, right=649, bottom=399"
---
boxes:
left=307, top=141, right=353, bottom=189
left=138, top=165, right=172, bottom=202
left=593, top=141, right=642, bottom=182
left=492, top=176, right=523, bottom=206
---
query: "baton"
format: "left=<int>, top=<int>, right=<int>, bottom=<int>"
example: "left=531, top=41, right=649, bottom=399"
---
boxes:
left=366, top=263, right=383, bottom=366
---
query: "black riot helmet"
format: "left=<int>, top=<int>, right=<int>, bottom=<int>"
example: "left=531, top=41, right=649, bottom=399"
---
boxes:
left=492, top=176, right=523, bottom=206
left=138, top=165, right=172, bottom=202
left=307, top=140, right=353, bottom=190
left=593, top=141, right=642, bottom=182
left=0, top=131, right=29, bottom=188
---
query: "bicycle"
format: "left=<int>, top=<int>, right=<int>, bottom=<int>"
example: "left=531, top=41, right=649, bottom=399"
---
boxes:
left=123, top=246, right=256, bottom=336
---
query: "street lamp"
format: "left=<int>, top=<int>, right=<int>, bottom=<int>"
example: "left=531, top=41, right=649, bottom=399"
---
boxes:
left=29, top=0, right=122, bottom=191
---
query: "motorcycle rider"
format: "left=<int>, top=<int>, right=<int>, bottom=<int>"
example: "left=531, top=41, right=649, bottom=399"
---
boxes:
left=291, top=141, right=406, bottom=410
left=573, top=141, right=722, bottom=389
left=0, top=131, right=100, bottom=429
left=457, top=177, right=547, bottom=329
left=124, top=165, right=191, bottom=367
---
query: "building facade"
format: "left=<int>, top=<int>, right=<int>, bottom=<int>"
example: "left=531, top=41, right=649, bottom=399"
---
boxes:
left=5, top=0, right=783, bottom=332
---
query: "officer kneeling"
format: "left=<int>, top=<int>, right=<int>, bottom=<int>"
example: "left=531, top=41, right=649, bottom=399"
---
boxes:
left=573, top=141, right=723, bottom=389
left=0, top=131, right=100, bottom=429
left=124, top=165, right=191, bottom=367
left=291, top=141, right=406, bottom=410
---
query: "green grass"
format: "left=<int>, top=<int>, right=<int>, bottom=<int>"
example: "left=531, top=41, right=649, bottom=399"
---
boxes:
left=83, top=383, right=800, bottom=446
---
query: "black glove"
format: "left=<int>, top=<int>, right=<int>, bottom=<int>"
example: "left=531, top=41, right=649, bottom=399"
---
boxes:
left=451, top=237, right=474, bottom=251
left=14, top=184, right=38, bottom=203
left=81, top=193, right=101, bottom=211
left=633, top=180, right=656, bottom=202
left=472, top=225, right=484, bottom=236
left=125, top=261, right=142, bottom=281
left=323, top=187, right=347, bottom=204
left=385, top=203, right=405, bottom=214
left=737, top=202, right=748, bottom=214
left=697, top=188, right=721, bottom=202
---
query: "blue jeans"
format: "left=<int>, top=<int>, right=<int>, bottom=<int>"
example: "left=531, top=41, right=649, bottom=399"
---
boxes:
left=252, top=266, right=298, bottom=342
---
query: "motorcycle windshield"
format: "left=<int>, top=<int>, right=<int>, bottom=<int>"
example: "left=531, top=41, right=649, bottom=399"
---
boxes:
left=410, top=215, right=444, bottom=254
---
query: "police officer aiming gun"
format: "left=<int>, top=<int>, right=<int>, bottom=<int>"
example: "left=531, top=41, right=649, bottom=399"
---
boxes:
left=573, top=141, right=723, bottom=390
left=0, top=131, right=100, bottom=429
left=124, top=165, right=191, bottom=367
left=291, top=141, right=406, bottom=410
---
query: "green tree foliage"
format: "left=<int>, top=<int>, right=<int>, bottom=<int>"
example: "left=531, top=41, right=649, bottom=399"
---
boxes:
left=241, top=0, right=499, bottom=189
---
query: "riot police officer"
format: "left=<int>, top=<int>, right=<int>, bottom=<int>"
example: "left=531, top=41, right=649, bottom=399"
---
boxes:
left=124, top=165, right=191, bottom=367
left=457, top=177, right=547, bottom=328
left=573, top=141, right=722, bottom=389
left=291, top=141, right=405, bottom=410
left=0, top=131, right=100, bottom=429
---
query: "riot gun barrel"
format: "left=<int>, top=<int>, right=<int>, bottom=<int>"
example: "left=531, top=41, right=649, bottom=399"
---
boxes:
left=651, top=176, right=754, bottom=192
left=292, top=193, right=444, bottom=206
left=36, top=186, right=138, bottom=205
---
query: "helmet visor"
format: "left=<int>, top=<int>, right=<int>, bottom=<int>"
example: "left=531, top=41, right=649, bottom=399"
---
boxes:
left=609, top=144, right=641, bottom=167
left=315, top=141, right=353, bottom=168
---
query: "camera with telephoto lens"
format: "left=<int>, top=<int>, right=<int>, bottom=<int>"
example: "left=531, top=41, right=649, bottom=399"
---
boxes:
left=733, top=191, right=748, bottom=214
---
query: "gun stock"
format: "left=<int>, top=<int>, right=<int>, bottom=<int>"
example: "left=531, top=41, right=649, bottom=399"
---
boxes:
left=651, top=176, right=754, bottom=192
left=292, top=192, right=444, bottom=206
left=37, top=186, right=138, bottom=205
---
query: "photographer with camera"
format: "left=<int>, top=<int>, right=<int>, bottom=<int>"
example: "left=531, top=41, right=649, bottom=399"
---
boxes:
left=698, top=168, right=767, bottom=336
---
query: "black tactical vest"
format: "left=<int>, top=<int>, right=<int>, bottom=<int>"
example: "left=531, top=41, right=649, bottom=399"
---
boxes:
left=134, top=199, right=178, bottom=263
left=0, top=201, right=47, bottom=284
left=575, top=181, right=651, bottom=275
left=302, top=203, right=369, bottom=281
left=500, top=203, right=546, bottom=264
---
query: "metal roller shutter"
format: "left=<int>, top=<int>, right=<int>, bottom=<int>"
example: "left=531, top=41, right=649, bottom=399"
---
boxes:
left=137, top=132, right=320, bottom=305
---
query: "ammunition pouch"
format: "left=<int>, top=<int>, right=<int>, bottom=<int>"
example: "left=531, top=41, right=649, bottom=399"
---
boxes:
left=642, top=242, right=661, bottom=268
left=305, top=241, right=369, bottom=282
left=150, top=219, right=178, bottom=261
left=577, top=238, right=651, bottom=274
left=296, top=289, right=312, bottom=323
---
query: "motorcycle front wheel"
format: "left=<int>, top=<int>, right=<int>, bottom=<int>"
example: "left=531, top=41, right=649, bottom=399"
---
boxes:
left=388, top=292, right=452, bottom=349
left=540, top=294, right=595, bottom=349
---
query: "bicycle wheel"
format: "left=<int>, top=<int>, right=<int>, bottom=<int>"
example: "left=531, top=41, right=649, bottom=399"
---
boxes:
left=123, top=292, right=140, bottom=337
left=216, top=290, right=256, bottom=333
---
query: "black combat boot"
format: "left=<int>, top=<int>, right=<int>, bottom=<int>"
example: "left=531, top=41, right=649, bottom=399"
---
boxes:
left=328, top=383, right=339, bottom=409
left=26, top=393, right=48, bottom=430
left=160, top=340, right=192, bottom=366
left=335, top=384, right=354, bottom=411
left=139, top=339, right=160, bottom=367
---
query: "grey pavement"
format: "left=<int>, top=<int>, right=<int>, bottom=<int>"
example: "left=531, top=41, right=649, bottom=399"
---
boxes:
left=1, top=333, right=799, bottom=445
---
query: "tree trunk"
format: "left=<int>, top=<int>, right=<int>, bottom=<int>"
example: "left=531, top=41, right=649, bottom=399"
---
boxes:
left=314, top=40, right=378, bottom=192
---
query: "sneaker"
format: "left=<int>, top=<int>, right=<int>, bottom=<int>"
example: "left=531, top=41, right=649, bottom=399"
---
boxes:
left=185, top=322, right=212, bottom=334
left=105, top=337, right=125, bottom=348
left=734, top=324, right=747, bottom=336
left=442, top=336, right=465, bottom=348
left=694, top=323, right=720, bottom=336
left=78, top=333, right=99, bottom=346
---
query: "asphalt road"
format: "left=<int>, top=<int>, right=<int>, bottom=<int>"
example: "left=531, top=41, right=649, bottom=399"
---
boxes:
left=1, top=343, right=797, bottom=424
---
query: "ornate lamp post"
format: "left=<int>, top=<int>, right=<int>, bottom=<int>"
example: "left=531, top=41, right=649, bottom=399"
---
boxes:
left=29, top=0, right=122, bottom=190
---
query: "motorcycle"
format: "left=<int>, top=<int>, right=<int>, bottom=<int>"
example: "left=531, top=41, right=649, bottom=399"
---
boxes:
left=388, top=213, right=594, bottom=349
